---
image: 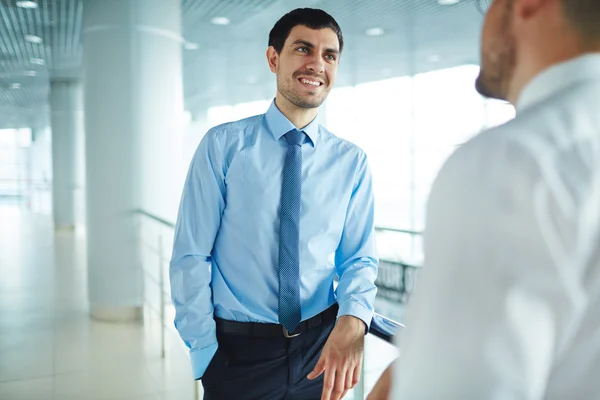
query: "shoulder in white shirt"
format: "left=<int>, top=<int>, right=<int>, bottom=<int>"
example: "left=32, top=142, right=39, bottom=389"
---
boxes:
left=392, top=54, right=600, bottom=400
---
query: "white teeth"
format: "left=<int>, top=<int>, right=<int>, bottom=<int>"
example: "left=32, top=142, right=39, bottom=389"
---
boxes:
left=301, top=78, right=320, bottom=86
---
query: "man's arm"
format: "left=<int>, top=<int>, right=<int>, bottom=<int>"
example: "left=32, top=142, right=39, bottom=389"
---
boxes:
left=334, top=151, right=378, bottom=327
left=392, top=138, right=566, bottom=399
left=307, top=151, right=378, bottom=400
left=367, top=363, right=393, bottom=400
left=169, top=129, right=226, bottom=380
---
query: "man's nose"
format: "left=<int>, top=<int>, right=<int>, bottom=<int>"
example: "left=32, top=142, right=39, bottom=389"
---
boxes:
left=305, top=53, right=325, bottom=74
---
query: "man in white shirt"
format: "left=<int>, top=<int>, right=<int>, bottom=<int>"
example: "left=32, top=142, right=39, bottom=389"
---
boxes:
left=368, top=0, right=600, bottom=398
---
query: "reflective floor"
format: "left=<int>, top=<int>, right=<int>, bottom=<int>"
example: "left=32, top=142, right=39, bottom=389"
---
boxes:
left=0, top=204, right=199, bottom=400
left=0, top=203, right=397, bottom=400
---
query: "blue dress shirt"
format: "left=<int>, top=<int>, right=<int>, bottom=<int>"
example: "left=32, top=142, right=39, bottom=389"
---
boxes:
left=170, top=100, right=378, bottom=379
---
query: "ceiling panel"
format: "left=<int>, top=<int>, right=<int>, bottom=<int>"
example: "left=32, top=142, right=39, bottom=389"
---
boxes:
left=183, top=0, right=279, bottom=26
left=0, top=0, right=485, bottom=129
left=184, top=0, right=484, bottom=109
left=0, top=0, right=81, bottom=128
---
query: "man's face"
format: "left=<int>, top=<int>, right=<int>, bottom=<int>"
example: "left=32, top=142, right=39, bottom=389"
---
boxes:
left=475, top=0, right=517, bottom=101
left=269, top=25, right=340, bottom=109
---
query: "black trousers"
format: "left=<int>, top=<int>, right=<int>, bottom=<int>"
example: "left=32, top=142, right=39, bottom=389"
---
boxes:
left=202, top=319, right=335, bottom=400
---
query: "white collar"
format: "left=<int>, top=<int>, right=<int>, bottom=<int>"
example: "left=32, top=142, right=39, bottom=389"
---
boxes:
left=516, top=53, right=600, bottom=113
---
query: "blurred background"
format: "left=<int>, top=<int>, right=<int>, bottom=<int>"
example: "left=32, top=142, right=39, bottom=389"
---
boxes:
left=0, top=0, right=512, bottom=399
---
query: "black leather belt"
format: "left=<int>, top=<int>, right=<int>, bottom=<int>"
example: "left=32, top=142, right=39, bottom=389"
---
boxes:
left=215, top=303, right=338, bottom=338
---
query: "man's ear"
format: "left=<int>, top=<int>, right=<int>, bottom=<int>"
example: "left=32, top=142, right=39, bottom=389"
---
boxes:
left=266, top=46, right=279, bottom=73
left=515, top=0, right=546, bottom=20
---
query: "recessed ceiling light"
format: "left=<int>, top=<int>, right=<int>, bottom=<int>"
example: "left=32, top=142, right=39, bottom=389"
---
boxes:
left=211, top=17, right=230, bottom=25
left=24, top=34, right=43, bottom=44
left=184, top=42, right=199, bottom=50
left=437, top=0, right=460, bottom=4
left=365, top=27, right=385, bottom=36
left=30, top=57, right=45, bottom=65
left=16, top=1, right=38, bottom=9
left=10, top=83, right=21, bottom=89
left=24, top=70, right=37, bottom=76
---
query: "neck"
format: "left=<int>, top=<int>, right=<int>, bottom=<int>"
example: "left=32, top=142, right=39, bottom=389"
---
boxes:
left=274, top=93, right=319, bottom=129
left=508, top=38, right=600, bottom=106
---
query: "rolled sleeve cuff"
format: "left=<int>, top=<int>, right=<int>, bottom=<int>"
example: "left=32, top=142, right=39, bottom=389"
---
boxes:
left=190, top=341, right=219, bottom=380
left=337, top=300, right=374, bottom=331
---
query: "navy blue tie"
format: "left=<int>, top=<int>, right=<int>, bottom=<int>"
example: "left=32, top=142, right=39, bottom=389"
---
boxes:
left=278, top=129, right=305, bottom=333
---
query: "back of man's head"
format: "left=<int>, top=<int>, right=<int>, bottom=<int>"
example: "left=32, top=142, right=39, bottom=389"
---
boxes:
left=561, top=0, right=600, bottom=45
left=475, top=0, right=600, bottom=103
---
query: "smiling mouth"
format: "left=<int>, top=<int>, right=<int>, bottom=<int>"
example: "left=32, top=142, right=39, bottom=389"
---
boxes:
left=298, top=77, right=323, bottom=87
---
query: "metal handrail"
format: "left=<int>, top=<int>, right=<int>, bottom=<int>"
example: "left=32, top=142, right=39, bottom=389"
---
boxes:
left=135, top=209, right=420, bottom=239
left=135, top=209, right=409, bottom=340
left=0, top=178, right=52, bottom=183
left=135, top=208, right=175, bottom=228
left=375, top=226, right=422, bottom=236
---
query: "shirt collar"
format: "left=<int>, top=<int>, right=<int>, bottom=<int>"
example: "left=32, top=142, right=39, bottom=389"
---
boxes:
left=264, top=99, right=319, bottom=146
left=516, top=53, right=600, bottom=113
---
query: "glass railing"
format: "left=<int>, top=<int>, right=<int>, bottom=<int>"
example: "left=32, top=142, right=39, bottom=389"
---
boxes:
left=0, top=178, right=52, bottom=203
left=135, top=209, right=420, bottom=399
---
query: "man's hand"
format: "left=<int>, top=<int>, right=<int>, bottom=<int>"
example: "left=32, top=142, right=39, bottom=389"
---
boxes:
left=307, top=315, right=365, bottom=400
left=366, top=364, right=393, bottom=400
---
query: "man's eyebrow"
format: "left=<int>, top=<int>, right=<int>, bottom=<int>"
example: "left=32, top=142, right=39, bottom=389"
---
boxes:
left=292, top=39, right=339, bottom=54
left=292, top=39, right=315, bottom=48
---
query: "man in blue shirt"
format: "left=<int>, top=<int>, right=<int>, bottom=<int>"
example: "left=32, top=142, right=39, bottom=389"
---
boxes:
left=170, top=8, right=378, bottom=400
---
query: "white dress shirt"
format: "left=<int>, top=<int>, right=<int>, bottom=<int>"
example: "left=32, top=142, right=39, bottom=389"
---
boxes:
left=392, top=53, right=600, bottom=400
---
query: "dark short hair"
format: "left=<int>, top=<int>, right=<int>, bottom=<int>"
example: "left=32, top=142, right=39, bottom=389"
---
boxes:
left=268, top=8, right=344, bottom=54
left=561, top=0, right=600, bottom=41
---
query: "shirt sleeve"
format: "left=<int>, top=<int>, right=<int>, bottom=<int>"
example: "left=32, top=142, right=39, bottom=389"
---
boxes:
left=169, top=128, right=226, bottom=380
left=334, top=151, right=379, bottom=329
left=392, top=136, right=572, bottom=399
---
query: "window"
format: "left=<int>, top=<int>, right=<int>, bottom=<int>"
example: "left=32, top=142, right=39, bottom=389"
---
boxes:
left=0, top=129, right=32, bottom=201
left=201, top=64, right=516, bottom=263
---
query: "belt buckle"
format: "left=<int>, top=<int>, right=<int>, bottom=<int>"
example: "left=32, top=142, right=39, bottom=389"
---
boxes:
left=282, top=326, right=301, bottom=338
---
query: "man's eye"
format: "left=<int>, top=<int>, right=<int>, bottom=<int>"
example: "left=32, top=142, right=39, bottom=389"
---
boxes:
left=297, top=47, right=309, bottom=53
left=325, top=54, right=336, bottom=61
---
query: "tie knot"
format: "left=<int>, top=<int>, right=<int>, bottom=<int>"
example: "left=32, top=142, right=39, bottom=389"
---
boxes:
left=284, top=129, right=305, bottom=146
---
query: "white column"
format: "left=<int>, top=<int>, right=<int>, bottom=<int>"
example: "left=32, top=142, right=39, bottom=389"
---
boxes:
left=82, top=0, right=184, bottom=322
left=31, top=126, right=43, bottom=142
left=50, top=79, right=83, bottom=230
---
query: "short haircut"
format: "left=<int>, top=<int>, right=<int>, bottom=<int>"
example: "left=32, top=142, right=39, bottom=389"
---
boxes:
left=561, top=0, right=600, bottom=41
left=268, top=8, right=344, bottom=54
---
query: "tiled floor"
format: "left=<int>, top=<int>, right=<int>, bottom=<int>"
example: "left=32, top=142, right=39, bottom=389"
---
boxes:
left=0, top=203, right=397, bottom=400
left=0, top=204, right=200, bottom=400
